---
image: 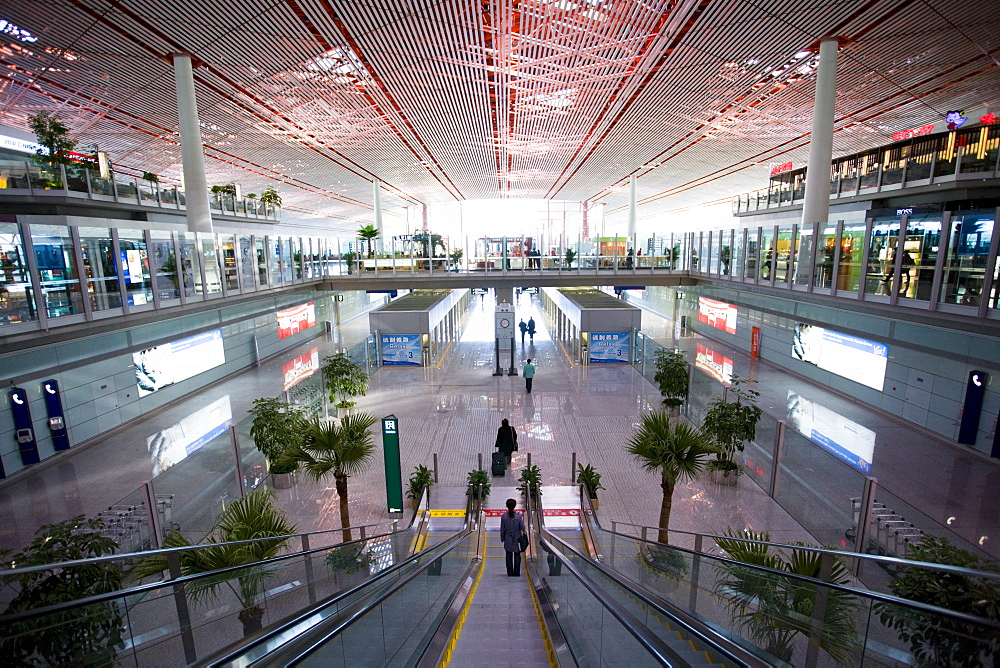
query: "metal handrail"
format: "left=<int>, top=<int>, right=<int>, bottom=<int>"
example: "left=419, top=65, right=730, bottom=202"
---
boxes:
left=605, top=520, right=1000, bottom=583
left=0, top=520, right=392, bottom=578
left=597, top=524, right=1000, bottom=631
left=206, top=486, right=478, bottom=666
left=0, top=528, right=394, bottom=625
left=536, top=529, right=722, bottom=667
left=543, top=525, right=761, bottom=666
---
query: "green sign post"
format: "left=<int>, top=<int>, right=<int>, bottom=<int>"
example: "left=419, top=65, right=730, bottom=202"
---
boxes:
left=382, top=414, right=403, bottom=514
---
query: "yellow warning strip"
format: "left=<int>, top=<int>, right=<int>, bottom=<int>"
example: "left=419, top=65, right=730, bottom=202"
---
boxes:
left=434, top=339, right=455, bottom=369
left=525, top=565, right=559, bottom=667
left=439, top=555, right=486, bottom=666
left=429, top=509, right=465, bottom=517
left=556, top=337, right=577, bottom=367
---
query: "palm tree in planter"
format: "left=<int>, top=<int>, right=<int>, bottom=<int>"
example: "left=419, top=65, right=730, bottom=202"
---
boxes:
left=626, top=410, right=717, bottom=544
left=322, top=352, right=370, bottom=411
left=279, top=413, right=378, bottom=542
left=406, top=464, right=434, bottom=509
left=653, top=348, right=689, bottom=414
left=133, top=489, right=296, bottom=637
left=357, top=224, right=380, bottom=258
left=564, top=248, right=577, bottom=269
left=449, top=248, right=464, bottom=272
left=576, top=463, right=605, bottom=510
left=714, top=528, right=861, bottom=665
left=517, top=464, right=543, bottom=500
left=701, top=375, right=762, bottom=485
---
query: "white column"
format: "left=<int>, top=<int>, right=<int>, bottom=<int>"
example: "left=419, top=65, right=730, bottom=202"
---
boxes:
left=627, top=176, right=637, bottom=239
left=373, top=179, right=383, bottom=253
left=172, top=53, right=213, bottom=233
left=801, top=37, right=839, bottom=227
left=422, top=203, right=429, bottom=231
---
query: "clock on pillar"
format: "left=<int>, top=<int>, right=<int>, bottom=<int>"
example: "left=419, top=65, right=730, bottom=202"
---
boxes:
left=493, top=302, right=518, bottom=376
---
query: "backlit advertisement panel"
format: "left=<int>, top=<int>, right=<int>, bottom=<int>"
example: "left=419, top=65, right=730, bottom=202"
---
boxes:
left=277, top=302, right=316, bottom=339
left=381, top=334, right=422, bottom=366
left=146, top=396, right=232, bottom=475
left=792, top=323, right=888, bottom=391
left=283, top=348, right=320, bottom=390
left=695, top=343, right=733, bottom=386
left=589, top=332, right=630, bottom=363
left=787, top=391, right=875, bottom=473
left=133, top=329, right=226, bottom=396
left=698, top=297, right=737, bottom=335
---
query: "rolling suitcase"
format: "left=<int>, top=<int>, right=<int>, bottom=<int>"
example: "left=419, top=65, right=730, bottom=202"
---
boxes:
left=491, top=451, right=506, bottom=477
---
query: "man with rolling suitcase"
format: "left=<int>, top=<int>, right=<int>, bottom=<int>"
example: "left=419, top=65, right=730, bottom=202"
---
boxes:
left=494, top=418, right=518, bottom=475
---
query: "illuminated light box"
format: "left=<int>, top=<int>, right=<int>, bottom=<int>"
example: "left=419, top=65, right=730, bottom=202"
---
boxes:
left=134, top=329, right=226, bottom=397
left=792, top=323, right=888, bottom=391
left=277, top=302, right=316, bottom=339
left=786, top=391, right=875, bottom=473
left=146, top=396, right=232, bottom=476
left=695, top=343, right=733, bottom=386
left=698, top=297, right=737, bottom=335
left=381, top=334, right=422, bottom=366
left=589, top=332, right=630, bottom=363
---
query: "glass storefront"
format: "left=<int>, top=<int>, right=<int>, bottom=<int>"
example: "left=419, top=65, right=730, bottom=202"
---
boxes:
left=940, top=211, right=994, bottom=307
left=31, top=224, right=84, bottom=318
left=837, top=221, right=866, bottom=293
left=118, top=229, right=154, bottom=308
left=79, top=227, right=123, bottom=312
left=0, top=223, right=36, bottom=325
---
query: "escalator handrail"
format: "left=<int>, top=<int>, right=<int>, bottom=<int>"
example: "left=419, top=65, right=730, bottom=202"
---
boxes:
left=206, top=489, right=479, bottom=666
left=0, top=520, right=395, bottom=578
left=534, top=528, right=711, bottom=667
left=543, top=525, right=767, bottom=667
left=582, top=523, right=1000, bottom=631
left=599, top=519, right=1000, bottom=582
left=0, top=528, right=398, bottom=625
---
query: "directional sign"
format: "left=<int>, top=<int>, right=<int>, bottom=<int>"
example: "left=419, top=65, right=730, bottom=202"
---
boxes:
left=381, top=415, right=403, bottom=513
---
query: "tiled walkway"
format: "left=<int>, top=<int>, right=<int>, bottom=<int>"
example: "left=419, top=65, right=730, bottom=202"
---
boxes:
left=0, top=291, right=815, bottom=555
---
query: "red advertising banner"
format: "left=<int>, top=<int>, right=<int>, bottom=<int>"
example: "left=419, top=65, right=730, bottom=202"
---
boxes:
left=282, top=348, right=320, bottom=390
left=697, top=297, right=737, bottom=335
left=751, top=326, right=761, bottom=358
left=277, top=302, right=316, bottom=340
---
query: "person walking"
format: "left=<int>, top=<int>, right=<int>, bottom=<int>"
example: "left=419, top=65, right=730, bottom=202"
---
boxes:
left=523, top=358, right=535, bottom=393
left=500, top=498, right=526, bottom=576
left=495, top=418, right=518, bottom=464
left=519, top=318, right=527, bottom=344
left=527, top=317, right=536, bottom=343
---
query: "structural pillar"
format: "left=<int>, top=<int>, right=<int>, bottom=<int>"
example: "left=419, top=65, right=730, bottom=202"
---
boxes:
left=373, top=179, right=384, bottom=253
left=422, top=203, right=429, bottom=231
left=800, top=37, right=839, bottom=227
left=627, top=176, right=637, bottom=240
left=172, top=53, right=213, bottom=234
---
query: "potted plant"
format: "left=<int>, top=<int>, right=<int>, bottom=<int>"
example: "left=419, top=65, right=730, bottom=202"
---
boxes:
left=248, top=397, right=306, bottom=488
left=626, top=410, right=717, bottom=544
left=278, top=414, right=378, bottom=542
left=576, top=463, right=605, bottom=510
left=720, top=245, right=731, bottom=274
left=321, top=352, right=369, bottom=411
left=28, top=111, right=77, bottom=187
left=467, top=469, right=491, bottom=501
left=517, top=464, right=542, bottom=499
left=357, top=224, right=380, bottom=258
left=670, top=243, right=681, bottom=269
left=701, top=376, right=761, bottom=485
left=133, top=489, right=296, bottom=638
left=0, top=516, right=125, bottom=664
left=564, top=248, right=577, bottom=269
left=406, top=464, right=434, bottom=509
left=210, top=184, right=237, bottom=195
left=653, top=348, right=689, bottom=414
left=714, top=528, right=860, bottom=665
left=449, top=248, right=464, bottom=271
left=876, top=535, right=1000, bottom=665
left=342, top=251, right=357, bottom=274
left=259, top=185, right=281, bottom=207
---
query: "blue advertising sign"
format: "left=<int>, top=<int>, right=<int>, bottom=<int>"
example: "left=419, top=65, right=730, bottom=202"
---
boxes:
left=589, top=332, right=631, bottom=363
left=42, top=379, right=70, bottom=451
left=381, top=334, right=422, bottom=366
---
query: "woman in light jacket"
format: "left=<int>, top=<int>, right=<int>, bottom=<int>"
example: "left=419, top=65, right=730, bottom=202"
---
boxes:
left=500, top=498, right=526, bottom=576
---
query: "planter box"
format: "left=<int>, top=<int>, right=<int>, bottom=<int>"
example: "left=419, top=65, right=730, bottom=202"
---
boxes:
left=709, top=469, right=738, bottom=486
